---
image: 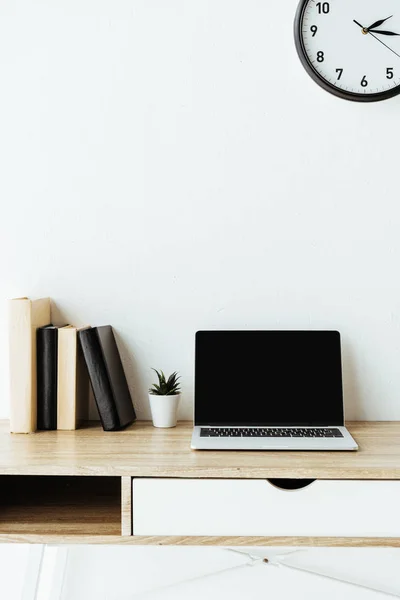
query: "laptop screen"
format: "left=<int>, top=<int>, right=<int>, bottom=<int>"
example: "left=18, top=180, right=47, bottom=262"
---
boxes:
left=195, top=331, right=344, bottom=426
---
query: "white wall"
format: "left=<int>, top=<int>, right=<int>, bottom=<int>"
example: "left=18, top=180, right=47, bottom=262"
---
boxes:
left=0, top=0, right=400, bottom=421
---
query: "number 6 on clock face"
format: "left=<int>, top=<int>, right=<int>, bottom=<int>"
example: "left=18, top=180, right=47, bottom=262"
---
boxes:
left=294, top=0, right=400, bottom=101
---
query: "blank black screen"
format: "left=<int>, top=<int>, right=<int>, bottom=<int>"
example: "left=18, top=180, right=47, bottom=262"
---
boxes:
left=195, top=331, right=344, bottom=426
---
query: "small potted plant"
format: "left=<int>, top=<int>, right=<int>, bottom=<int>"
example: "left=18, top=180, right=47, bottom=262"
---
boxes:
left=149, top=369, right=181, bottom=428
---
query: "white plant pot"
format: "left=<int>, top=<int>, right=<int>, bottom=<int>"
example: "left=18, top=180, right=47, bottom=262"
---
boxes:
left=149, top=393, right=181, bottom=428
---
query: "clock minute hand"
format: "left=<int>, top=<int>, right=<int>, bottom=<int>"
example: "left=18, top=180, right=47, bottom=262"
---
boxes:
left=367, top=15, right=393, bottom=30
left=369, top=29, right=400, bottom=36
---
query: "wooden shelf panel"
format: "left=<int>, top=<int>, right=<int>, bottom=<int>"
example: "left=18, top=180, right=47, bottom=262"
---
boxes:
left=121, top=476, right=132, bottom=536
left=0, top=534, right=399, bottom=547
left=0, top=421, right=399, bottom=479
left=0, top=476, right=121, bottom=536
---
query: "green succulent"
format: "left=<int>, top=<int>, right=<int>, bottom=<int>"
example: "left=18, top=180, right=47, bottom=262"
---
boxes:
left=149, top=369, right=181, bottom=396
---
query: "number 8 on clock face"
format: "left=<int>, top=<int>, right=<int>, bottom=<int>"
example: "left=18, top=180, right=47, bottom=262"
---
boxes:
left=294, top=0, right=400, bottom=101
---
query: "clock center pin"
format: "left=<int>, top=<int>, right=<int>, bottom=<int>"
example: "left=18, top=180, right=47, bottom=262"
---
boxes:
left=362, top=27, right=369, bottom=34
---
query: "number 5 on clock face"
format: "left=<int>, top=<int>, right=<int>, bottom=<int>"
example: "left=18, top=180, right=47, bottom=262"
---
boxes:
left=294, top=0, right=400, bottom=101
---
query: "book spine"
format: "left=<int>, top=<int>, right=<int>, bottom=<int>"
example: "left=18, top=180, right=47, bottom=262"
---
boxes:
left=78, top=328, right=120, bottom=431
left=37, top=327, right=58, bottom=430
left=57, top=328, right=76, bottom=430
left=9, top=300, right=34, bottom=433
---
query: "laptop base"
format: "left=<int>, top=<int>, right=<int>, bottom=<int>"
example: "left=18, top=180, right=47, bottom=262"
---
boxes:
left=191, top=426, right=358, bottom=451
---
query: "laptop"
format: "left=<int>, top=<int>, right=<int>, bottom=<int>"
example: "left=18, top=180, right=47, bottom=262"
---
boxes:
left=191, top=330, right=358, bottom=451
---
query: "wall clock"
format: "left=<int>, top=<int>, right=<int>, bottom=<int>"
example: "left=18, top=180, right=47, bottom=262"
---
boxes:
left=294, top=0, right=400, bottom=102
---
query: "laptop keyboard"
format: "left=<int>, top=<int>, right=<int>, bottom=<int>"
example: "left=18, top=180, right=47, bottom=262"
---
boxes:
left=200, top=427, right=343, bottom=438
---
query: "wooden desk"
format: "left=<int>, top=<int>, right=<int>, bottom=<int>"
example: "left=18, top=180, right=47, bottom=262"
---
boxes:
left=0, top=421, right=399, bottom=547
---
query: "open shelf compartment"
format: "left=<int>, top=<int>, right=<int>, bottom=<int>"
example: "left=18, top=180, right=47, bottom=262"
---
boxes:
left=0, top=475, right=121, bottom=536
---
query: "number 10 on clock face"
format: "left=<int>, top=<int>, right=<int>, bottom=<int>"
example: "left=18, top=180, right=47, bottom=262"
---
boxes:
left=294, top=0, right=400, bottom=101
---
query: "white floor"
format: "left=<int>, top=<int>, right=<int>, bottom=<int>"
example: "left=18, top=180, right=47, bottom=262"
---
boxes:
left=0, top=544, right=39, bottom=600
left=3, top=546, right=398, bottom=600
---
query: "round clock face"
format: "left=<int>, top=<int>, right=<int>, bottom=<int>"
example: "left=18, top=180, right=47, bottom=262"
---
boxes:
left=294, top=0, right=400, bottom=101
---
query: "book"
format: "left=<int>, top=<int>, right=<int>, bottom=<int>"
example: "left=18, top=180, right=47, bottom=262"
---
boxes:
left=57, top=325, right=90, bottom=430
left=78, top=326, right=136, bottom=431
left=9, top=297, right=51, bottom=433
left=37, top=325, right=60, bottom=430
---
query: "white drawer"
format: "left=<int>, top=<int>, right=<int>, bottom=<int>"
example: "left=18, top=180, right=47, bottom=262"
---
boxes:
left=132, top=478, right=400, bottom=537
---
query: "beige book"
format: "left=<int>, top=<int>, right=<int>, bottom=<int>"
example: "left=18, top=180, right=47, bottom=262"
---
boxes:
left=9, top=297, right=51, bottom=433
left=57, top=325, right=90, bottom=430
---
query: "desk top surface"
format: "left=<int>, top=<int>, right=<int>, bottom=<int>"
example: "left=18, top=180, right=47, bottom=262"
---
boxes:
left=0, top=421, right=399, bottom=479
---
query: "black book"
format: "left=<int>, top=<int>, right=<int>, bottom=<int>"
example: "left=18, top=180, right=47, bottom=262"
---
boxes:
left=37, top=325, right=58, bottom=430
left=78, top=326, right=136, bottom=431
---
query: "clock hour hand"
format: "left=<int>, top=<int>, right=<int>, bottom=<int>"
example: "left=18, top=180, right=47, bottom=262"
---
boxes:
left=369, top=29, right=400, bottom=36
left=367, top=15, right=393, bottom=30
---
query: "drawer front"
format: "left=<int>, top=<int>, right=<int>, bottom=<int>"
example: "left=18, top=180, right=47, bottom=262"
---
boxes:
left=132, top=479, right=400, bottom=537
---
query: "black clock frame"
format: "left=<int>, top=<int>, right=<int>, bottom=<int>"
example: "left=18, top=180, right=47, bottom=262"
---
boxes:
left=294, top=0, right=400, bottom=102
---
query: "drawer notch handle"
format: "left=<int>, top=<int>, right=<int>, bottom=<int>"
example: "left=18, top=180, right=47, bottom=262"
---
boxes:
left=267, top=479, right=315, bottom=491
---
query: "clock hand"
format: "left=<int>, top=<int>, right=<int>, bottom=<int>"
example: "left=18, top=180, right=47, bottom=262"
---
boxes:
left=368, top=31, right=400, bottom=58
left=353, top=18, right=400, bottom=57
left=369, top=29, right=400, bottom=36
left=367, top=15, right=393, bottom=30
